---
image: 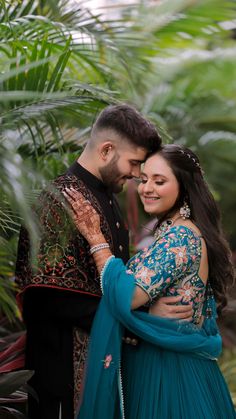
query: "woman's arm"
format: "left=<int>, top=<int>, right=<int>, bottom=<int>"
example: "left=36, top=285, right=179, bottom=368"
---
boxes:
left=63, top=189, right=196, bottom=314
left=131, top=286, right=150, bottom=309
left=63, top=188, right=151, bottom=309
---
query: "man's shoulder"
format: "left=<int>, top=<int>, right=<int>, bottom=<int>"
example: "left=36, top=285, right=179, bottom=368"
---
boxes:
left=52, top=172, right=89, bottom=191
left=36, top=173, right=94, bottom=212
left=39, top=172, right=82, bottom=198
left=52, top=172, right=77, bottom=188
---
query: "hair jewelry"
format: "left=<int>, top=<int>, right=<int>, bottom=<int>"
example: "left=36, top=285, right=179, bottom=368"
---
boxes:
left=179, top=149, right=204, bottom=174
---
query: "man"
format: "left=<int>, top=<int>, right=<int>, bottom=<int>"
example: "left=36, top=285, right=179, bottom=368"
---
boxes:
left=15, top=104, right=192, bottom=419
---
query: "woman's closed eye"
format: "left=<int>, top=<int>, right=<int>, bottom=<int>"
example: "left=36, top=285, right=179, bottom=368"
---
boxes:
left=155, top=181, right=165, bottom=185
left=139, top=179, right=165, bottom=185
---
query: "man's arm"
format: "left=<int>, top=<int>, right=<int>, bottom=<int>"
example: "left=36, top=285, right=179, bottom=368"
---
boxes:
left=149, top=295, right=193, bottom=321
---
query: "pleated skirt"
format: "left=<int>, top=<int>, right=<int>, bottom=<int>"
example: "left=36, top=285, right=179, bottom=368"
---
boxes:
left=122, top=341, right=236, bottom=419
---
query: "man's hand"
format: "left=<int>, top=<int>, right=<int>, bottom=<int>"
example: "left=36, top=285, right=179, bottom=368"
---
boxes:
left=149, top=295, right=193, bottom=321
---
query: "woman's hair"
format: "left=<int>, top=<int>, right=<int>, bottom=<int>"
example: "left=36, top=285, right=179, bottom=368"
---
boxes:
left=157, top=144, right=234, bottom=315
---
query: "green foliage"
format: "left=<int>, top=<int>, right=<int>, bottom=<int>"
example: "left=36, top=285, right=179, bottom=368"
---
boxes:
left=219, top=348, right=236, bottom=406
left=122, top=0, right=236, bottom=241
left=0, top=328, right=32, bottom=418
left=0, top=0, right=122, bottom=319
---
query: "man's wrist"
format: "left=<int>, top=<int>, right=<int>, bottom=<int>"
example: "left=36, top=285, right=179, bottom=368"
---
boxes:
left=88, top=234, right=106, bottom=246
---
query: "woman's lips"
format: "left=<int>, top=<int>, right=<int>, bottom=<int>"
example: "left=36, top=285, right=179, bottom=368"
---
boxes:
left=143, top=197, right=160, bottom=203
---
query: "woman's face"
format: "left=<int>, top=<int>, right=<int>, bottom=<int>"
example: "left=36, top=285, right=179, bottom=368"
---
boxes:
left=138, top=153, right=180, bottom=216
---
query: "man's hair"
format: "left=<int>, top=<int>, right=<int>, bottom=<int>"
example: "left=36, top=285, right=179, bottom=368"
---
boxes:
left=91, top=104, right=162, bottom=153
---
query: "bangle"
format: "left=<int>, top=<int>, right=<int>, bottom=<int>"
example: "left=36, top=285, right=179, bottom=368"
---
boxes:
left=89, top=243, right=110, bottom=255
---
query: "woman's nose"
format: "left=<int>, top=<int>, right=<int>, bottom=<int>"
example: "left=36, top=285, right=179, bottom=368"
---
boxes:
left=143, top=179, right=154, bottom=192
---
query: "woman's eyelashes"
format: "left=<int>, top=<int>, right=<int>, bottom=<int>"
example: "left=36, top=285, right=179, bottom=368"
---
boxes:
left=139, top=178, right=165, bottom=186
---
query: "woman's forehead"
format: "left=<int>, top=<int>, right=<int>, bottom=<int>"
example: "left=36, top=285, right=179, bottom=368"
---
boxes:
left=142, top=154, right=173, bottom=176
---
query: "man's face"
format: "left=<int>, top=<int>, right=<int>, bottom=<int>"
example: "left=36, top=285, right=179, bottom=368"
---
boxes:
left=99, top=145, right=147, bottom=193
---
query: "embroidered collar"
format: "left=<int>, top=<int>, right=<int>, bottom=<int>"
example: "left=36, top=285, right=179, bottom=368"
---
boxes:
left=154, top=219, right=173, bottom=241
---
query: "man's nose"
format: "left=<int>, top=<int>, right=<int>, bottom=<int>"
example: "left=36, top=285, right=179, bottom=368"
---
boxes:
left=131, top=166, right=141, bottom=178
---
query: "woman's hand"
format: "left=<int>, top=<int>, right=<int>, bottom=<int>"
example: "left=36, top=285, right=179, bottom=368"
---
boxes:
left=62, top=188, right=105, bottom=246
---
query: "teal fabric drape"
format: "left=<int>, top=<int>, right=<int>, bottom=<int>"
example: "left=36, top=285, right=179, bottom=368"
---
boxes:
left=77, top=258, right=224, bottom=419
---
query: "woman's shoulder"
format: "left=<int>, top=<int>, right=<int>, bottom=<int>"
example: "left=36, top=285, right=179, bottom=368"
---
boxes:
left=165, top=222, right=202, bottom=240
left=160, top=224, right=203, bottom=252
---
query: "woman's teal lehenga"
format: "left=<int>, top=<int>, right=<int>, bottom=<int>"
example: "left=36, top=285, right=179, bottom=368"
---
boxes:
left=123, top=340, right=234, bottom=419
left=77, top=226, right=236, bottom=419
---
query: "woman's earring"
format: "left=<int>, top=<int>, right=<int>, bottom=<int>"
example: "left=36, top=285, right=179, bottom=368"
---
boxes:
left=180, top=201, right=191, bottom=219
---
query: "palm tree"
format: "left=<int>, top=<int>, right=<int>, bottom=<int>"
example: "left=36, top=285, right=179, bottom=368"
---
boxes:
left=0, top=0, right=126, bottom=319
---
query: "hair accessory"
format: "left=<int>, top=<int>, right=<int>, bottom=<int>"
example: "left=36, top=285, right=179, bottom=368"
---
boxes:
left=180, top=201, right=191, bottom=219
left=89, top=243, right=110, bottom=255
left=179, top=149, right=204, bottom=174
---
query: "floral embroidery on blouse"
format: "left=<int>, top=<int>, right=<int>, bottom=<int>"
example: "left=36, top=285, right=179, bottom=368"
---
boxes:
left=134, top=267, right=159, bottom=287
left=169, top=246, right=189, bottom=266
left=127, top=226, right=206, bottom=324
left=177, top=274, right=198, bottom=302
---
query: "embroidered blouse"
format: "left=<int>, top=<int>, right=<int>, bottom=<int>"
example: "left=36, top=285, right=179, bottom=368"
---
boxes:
left=127, top=225, right=206, bottom=325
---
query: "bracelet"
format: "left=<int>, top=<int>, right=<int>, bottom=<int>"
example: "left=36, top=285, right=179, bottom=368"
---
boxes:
left=89, top=243, right=110, bottom=255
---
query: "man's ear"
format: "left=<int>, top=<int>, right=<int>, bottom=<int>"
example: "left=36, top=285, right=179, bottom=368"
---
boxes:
left=100, top=142, right=114, bottom=160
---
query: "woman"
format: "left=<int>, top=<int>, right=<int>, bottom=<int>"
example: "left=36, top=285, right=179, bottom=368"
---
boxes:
left=63, top=144, right=235, bottom=419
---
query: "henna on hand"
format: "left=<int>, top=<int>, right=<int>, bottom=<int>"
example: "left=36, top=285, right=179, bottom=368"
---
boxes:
left=62, top=188, right=105, bottom=245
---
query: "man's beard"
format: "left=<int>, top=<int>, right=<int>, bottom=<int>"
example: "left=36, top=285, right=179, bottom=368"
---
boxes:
left=99, top=155, right=126, bottom=193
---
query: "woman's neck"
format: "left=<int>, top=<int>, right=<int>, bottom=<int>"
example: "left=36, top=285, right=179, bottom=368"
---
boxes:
left=159, top=211, right=181, bottom=226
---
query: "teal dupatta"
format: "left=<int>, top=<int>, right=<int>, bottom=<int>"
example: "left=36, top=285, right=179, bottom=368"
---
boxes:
left=77, top=257, right=222, bottom=419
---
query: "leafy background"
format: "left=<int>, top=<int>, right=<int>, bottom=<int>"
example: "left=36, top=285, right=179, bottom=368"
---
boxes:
left=0, top=0, right=236, bottom=415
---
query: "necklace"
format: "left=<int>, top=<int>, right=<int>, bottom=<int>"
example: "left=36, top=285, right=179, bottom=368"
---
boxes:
left=154, top=215, right=182, bottom=241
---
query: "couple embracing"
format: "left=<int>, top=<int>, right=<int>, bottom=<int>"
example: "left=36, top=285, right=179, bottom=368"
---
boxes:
left=16, top=104, right=235, bottom=419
